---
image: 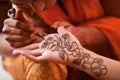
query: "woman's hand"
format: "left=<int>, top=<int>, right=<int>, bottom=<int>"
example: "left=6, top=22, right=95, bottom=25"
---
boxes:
left=13, top=27, right=84, bottom=64
left=12, top=27, right=120, bottom=80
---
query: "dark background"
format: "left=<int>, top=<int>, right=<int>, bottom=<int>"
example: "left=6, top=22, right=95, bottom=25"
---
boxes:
left=0, top=0, right=11, bottom=32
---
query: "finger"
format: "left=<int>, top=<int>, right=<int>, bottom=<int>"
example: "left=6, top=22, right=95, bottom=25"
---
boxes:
left=5, top=34, right=31, bottom=42
left=21, top=53, right=43, bottom=63
left=13, top=49, right=41, bottom=56
left=2, top=25, right=31, bottom=36
left=18, top=43, right=39, bottom=50
left=9, top=35, right=36, bottom=48
left=4, top=18, right=33, bottom=31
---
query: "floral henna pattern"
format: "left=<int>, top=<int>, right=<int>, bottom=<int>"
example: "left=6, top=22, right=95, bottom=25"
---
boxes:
left=40, top=35, right=61, bottom=52
left=40, top=33, right=108, bottom=77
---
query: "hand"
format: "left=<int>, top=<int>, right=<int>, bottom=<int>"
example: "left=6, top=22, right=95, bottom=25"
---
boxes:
left=13, top=27, right=84, bottom=64
left=2, top=18, right=37, bottom=48
left=52, top=21, right=73, bottom=31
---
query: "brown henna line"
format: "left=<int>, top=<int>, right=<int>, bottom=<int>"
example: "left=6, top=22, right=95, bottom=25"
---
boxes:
left=40, top=34, right=108, bottom=77
left=40, top=35, right=60, bottom=52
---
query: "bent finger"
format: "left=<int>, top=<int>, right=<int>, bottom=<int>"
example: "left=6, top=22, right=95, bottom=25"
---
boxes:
left=3, top=25, right=31, bottom=36
left=5, top=34, right=30, bottom=42
left=4, top=18, right=33, bottom=31
left=10, top=35, right=36, bottom=48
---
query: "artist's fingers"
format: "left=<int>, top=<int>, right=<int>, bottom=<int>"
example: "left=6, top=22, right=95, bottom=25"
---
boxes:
left=5, top=34, right=30, bottom=42
left=3, top=25, right=32, bottom=37
left=9, top=36, right=36, bottom=48
left=4, top=18, right=33, bottom=31
left=18, top=43, right=40, bottom=50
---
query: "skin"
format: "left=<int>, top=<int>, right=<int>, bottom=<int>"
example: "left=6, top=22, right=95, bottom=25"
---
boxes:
left=13, top=27, right=120, bottom=80
left=3, top=0, right=109, bottom=53
left=2, top=0, right=119, bottom=79
left=2, top=0, right=56, bottom=48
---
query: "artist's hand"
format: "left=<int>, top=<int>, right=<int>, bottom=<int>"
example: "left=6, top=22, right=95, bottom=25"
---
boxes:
left=2, top=18, right=37, bottom=48
left=13, top=27, right=83, bottom=64
left=2, top=5, right=48, bottom=48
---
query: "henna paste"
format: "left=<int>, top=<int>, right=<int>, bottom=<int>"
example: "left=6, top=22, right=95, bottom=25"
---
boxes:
left=40, top=33, right=108, bottom=77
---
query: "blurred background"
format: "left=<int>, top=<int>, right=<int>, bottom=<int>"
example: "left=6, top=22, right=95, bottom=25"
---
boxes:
left=0, top=0, right=11, bottom=32
left=0, top=0, right=13, bottom=80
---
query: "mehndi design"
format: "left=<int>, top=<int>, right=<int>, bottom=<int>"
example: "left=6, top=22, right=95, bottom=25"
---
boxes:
left=39, top=27, right=108, bottom=77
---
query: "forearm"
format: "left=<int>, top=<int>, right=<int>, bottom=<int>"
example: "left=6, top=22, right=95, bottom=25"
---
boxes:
left=57, top=26, right=120, bottom=80
left=64, top=47, right=120, bottom=80
left=51, top=27, right=120, bottom=80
